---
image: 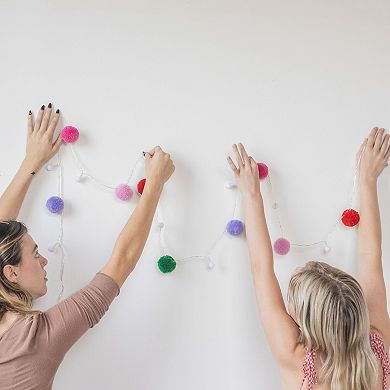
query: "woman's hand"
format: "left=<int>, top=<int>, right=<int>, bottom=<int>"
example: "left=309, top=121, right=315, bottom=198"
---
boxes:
left=24, top=104, right=62, bottom=173
left=357, top=127, right=390, bottom=184
left=227, top=143, right=260, bottom=197
left=144, top=146, right=175, bottom=191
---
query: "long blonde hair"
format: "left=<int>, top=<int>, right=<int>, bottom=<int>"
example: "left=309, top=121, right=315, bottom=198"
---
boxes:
left=288, top=261, right=378, bottom=390
left=0, top=220, right=40, bottom=320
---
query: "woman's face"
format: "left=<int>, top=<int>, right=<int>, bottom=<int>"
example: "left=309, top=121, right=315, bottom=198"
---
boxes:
left=15, top=234, right=48, bottom=299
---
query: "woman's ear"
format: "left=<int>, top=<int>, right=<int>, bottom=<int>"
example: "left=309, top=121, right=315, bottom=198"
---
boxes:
left=2, top=264, right=19, bottom=283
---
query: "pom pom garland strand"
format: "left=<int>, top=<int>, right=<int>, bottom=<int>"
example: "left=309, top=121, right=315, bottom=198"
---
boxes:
left=155, top=192, right=238, bottom=271
left=56, top=150, right=65, bottom=300
left=69, top=143, right=144, bottom=193
left=47, top=150, right=66, bottom=301
left=264, top=147, right=363, bottom=253
left=45, top=129, right=366, bottom=281
left=69, top=144, right=116, bottom=190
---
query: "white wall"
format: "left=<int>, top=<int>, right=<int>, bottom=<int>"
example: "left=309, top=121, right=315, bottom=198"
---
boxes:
left=1, top=1, right=389, bottom=389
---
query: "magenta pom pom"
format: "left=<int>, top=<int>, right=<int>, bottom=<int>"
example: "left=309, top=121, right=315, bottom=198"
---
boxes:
left=115, top=184, right=133, bottom=201
left=61, top=126, right=79, bottom=143
left=274, top=237, right=290, bottom=255
left=257, top=163, right=269, bottom=180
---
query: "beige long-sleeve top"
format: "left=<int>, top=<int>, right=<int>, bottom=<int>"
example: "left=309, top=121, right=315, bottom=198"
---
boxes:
left=0, top=273, right=120, bottom=390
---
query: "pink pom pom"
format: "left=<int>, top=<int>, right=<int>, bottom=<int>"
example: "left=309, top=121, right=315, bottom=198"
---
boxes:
left=115, top=184, right=133, bottom=201
left=257, top=162, right=269, bottom=180
left=61, top=126, right=79, bottom=143
left=274, top=237, right=290, bottom=255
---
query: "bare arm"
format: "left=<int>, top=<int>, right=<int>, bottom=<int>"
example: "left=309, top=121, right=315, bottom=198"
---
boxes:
left=357, top=127, right=390, bottom=343
left=0, top=104, right=62, bottom=220
left=100, top=146, right=175, bottom=287
left=227, top=144, right=300, bottom=367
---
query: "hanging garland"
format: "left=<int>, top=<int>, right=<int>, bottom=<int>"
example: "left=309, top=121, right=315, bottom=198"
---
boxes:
left=44, top=124, right=361, bottom=290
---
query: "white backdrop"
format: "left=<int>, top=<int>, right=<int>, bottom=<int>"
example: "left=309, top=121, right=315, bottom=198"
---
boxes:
left=1, top=1, right=389, bottom=389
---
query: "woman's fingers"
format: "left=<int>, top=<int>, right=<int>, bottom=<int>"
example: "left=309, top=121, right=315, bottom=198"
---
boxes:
left=385, top=145, right=390, bottom=163
left=249, top=156, right=258, bottom=173
left=27, top=110, right=33, bottom=136
left=238, top=143, right=250, bottom=166
left=39, top=103, right=52, bottom=133
left=356, top=138, right=367, bottom=164
left=46, top=109, right=60, bottom=139
left=232, top=144, right=244, bottom=169
left=33, top=105, right=45, bottom=132
left=227, top=156, right=238, bottom=174
left=380, top=133, right=390, bottom=158
left=147, top=145, right=162, bottom=157
left=374, top=128, right=385, bottom=152
left=51, top=134, right=63, bottom=155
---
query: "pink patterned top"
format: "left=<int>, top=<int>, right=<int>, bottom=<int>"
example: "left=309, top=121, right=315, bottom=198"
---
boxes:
left=301, top=331, right=390, bottom=390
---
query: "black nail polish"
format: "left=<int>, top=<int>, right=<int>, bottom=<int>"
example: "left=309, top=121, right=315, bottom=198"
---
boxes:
left=28, top=110, right=32, bottom=115
left=48, top=103, right=52, bottom=108
left=41, top=105, right=45, bottom=110
left=56, top=109, right=60, bottom=113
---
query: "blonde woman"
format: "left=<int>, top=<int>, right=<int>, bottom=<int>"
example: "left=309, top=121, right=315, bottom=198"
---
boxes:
left=227, top=130, right=389, bottom=389
left=0, top=104, right=175, bottom=389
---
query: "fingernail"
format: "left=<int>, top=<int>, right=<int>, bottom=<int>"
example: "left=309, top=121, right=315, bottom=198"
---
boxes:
left=56, top=109, right=60, bottom=113
left=48, top=103, right=52, bottom=108
left=41, top=105, right=45, bottom=110
left=28, top=110, right=32, bottom=115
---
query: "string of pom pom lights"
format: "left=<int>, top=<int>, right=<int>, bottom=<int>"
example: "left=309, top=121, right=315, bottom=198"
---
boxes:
left=44, top=124, right=364, bottom=282
left=155, top=187, right=243, bottom=273
left=259, top=146, right=364, bottom=256
left=54, top=125, right=254, bottom=274
left=45, top=148, right=66, bottom=302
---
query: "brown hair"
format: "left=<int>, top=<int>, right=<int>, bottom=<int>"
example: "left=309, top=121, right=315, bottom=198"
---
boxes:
left=0, top=220, right=40, bottom=321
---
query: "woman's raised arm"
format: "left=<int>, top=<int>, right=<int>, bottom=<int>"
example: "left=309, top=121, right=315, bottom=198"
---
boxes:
left=101, top=146, right=175, bottom=287
left=0, top=104, right=62, bottom=221
left=357, top=127, right=390, bottom=343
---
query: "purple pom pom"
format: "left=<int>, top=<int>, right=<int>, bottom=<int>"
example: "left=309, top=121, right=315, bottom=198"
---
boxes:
left=46, top=196, right=64, bottom=214
left=274, top=237, right=290, bottom=255
left=61, top=126, right=79, bottom=143
left=226, top=219, right=244, bottom=236
left=115, top=184, right=133, bottom=201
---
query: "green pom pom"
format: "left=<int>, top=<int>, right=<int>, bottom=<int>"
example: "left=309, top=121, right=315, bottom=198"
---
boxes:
left=158, top=255, right=176, bottom=273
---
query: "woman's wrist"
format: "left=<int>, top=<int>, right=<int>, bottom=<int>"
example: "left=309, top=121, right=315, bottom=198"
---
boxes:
left=20, top=158, right=42, bottom=176
left=359, top=173, right=378, bottom=188
left=144, top=179, right=164, bottom=196
left=242, top=189, right=263, bottom=203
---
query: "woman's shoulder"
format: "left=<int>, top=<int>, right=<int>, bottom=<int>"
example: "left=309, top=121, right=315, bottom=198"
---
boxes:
left=0, top=312, right=42, bottom=342
left=370, top=325, right=390, bottom=360
left=370, top=325, right=389, bottom=348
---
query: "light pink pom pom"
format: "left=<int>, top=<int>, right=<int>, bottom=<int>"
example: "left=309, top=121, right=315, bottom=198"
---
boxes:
left=115, top=184, right=133, bottom=201
left=274, top=237, right=290, bottom=255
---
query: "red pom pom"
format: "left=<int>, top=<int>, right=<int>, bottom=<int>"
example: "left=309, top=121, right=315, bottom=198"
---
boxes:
left=341, top=209, right=360, bottom=227
left=137, top=178, right=146, bottom=195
